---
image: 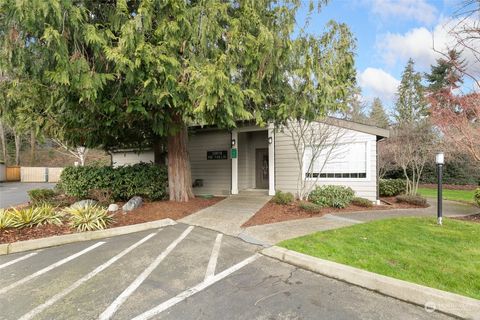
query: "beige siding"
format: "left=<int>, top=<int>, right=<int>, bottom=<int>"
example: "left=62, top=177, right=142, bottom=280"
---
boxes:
left=275, top=123, right=378, bottom=201
left=238, top=131, right=268, bottom=190
left=189, top=130, right=231, bottom=195
left=111, top=151, right=154, bottom=168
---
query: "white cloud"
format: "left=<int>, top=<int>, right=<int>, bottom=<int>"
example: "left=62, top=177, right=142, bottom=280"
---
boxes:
left=370, top=0, right=438, bottom=25
left=377, top=17, right=480, bottom=75
left=358, top=67, right=400, bottom=102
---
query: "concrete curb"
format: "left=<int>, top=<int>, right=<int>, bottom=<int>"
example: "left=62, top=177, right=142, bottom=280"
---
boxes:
left=1, top=218, right=177, bottom=256
left=262, top=246, right=480, bottom=320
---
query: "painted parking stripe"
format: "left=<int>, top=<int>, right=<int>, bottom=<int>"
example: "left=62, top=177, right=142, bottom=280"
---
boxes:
left=0, top=242, right=105, bottom=295
left=0, top=252, right=38, bottom=270
left=18, top=233, right=158, bottom=320
left=132, top=254, right=260, bottom=320
left=98, top=226, right=194, bottom=320
left=204, top=233, right=223, bottom=281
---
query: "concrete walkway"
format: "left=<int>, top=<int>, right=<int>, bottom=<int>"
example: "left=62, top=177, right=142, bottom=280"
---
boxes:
left=242, top=199, right=479, bottom=245
left=179, top=193, right=271, bottom=237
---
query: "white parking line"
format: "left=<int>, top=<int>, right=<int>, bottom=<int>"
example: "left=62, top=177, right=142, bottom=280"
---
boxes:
left=98, top=226, right=194, bottom=320
left=132, top=254, right=260, bottom=320
left=0, top=242, right=105, bottom=295
left=204, top=233, right=223, bottom=281
left=0, top=252, right=38, bottom=270
left=18, top=232, right=158, bottom=320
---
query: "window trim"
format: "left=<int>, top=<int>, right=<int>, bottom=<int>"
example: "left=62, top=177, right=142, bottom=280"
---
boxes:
left=303, top=140, right=372, bottom=182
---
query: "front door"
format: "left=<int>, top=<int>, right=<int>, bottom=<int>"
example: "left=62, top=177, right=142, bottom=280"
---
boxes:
left=255, top=148, right=269, bottom=189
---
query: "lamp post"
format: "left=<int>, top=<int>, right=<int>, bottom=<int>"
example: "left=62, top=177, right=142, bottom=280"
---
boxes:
left=436, top=152, right=444, bottom=225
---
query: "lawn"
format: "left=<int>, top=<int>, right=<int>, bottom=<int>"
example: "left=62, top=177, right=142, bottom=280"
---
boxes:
left=417, top=187, right=476, bottom=204
left=279, top=217, right=480, bottom=300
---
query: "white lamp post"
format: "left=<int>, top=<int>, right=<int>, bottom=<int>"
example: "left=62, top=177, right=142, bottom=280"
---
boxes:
left=436, top=152, right=444, bottom=225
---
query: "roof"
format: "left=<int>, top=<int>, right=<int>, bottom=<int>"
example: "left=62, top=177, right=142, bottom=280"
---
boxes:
left=323, top=117, right=390, bottom=138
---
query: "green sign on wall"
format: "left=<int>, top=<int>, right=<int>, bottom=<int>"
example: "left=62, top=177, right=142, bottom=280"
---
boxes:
left=231, top=148, right=238, bottom=159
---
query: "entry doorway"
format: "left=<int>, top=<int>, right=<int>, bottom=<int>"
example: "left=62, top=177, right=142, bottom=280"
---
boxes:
left=255, top=148, right=269, bottom=189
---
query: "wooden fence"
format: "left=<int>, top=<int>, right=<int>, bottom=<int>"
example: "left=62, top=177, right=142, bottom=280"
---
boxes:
left=6, top=166, right=20, bottom=181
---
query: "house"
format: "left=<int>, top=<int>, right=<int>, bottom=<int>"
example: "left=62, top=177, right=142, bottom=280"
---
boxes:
left=111, top=118, right=389, bottom=202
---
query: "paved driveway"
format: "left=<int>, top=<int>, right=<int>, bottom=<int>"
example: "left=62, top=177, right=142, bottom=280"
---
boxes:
left=0, top=182, right=56, bottom=208
left=0, top=224, right=452, bottom=320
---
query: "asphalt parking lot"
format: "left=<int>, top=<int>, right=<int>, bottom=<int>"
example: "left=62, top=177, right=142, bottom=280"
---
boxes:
left=0, top=182, right=56, bottom=208
left=0, top=224, right=453, bottom=320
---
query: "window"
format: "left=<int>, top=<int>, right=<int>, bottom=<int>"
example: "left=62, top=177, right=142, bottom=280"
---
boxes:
left=304, top=142, right=368, bottom=179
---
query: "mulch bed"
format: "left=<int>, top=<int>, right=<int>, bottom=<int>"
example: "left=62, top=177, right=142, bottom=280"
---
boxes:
left=0, top=197, right=224, bottom=244
left=241, top=197, right=428, bottom=227
left=419, top=184, right=478, bottom=190
left=454, top=213, right=480, bottom=224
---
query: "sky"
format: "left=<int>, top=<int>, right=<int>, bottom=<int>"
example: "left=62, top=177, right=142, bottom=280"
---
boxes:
left=296, top=0, right=475, bottom=114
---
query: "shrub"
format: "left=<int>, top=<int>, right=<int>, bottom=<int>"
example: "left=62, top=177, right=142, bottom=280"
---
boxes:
left=308, top=185, right=355, bottom=208
left=474, top=188, right=480, bottom=207
left=88, top=189, right=114, bottom=205
left=379, top=179, right=406, bottom=197
left=65, top=205, right=114, bottom=232
left=272, top=191, right=294, bottom=205
left=35, top=203, right=64, bottom=226
left=28, top=189, right=56, bottom=205
left=298, top=201, right=323, bottom=213
left=351, top=197, right=373, bottom=207
left=396, top=195, right=428, bottom=206
left=9, top=207, right=45, bottom=228
left=0, top=210, right=14, bottom=229
left=59, top=163, right=168, bottom=201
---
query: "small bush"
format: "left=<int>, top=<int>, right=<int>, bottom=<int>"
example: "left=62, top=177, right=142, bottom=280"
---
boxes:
left=351, top=197, right=373, bottom=207
left=396, top=195, right=428, bottom=206
left=272, top=191, right=294, bottom=205
left=298, top=201, right=323, bottom=213
left=88, top=189, right=113, bottom=205
left=65, top=205, right=113, bottom=232
left=28, top=189, right=56, bottom=205
left=308, top=185, right=355, bottom=208
left=0, top=210, right=14, bottom=229
left=379, top=179, right=406, bottom=197
left=35, top=203, right=64, bottom=226
left=59, top=163, right=168, bottom=201
left=9, top=207, right=45, bottom=228
left=474, top=188, right=480, bottom=207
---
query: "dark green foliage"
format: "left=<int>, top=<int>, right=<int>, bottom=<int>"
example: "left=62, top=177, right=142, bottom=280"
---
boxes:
left=308, top=185, right=355, bottom=208
left=272, top=191, right=294, bottom=205
left=396, top=195, right=428, bottom=206
left=379, top=179, right=407, bottom=197
left=60, top=163, right=168, bottom=201
left=28, top=189, right=56, bottom=205
left=298, top=201, right=323, bottom=213
left=474, top=188, right=480, bottom=207
left=351, top=197, right=373, bottom=207
left=419, top=157, right=480, bottom=186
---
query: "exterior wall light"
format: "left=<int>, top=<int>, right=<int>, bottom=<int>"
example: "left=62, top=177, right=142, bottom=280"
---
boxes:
left=231, top=139, right=236, bottom=147
left=436, top=152, right=444, bottom=225
left=268, top=137, right=273, bottom=144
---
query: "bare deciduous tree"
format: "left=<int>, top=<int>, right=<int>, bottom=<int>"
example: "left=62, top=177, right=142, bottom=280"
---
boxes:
left=281, top=119, right=344, bottom=200
left=52, top=139, right=89, bottom=166
left=390, top=122, right=436, bottom=196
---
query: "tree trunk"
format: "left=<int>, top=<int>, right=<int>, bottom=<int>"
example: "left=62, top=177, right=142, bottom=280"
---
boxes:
left=153, top=135, right=166, bottom=166
left=14, top=130, right=21, bottom=166
left=30, top=129, right=36, bottom=165
left=167, top=124, right=194, bottom=202
left=0, top=120, right=7, bottom=163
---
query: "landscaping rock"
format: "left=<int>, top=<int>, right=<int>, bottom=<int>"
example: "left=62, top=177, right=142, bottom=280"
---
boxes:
left=70, top=199, right=97, bottom=209
left=107, top=204, right=119, bottom=212
left=122, top=196, right=143, bottom=212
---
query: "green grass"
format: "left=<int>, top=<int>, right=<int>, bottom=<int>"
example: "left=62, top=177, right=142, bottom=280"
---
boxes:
left=279, top=217, right=480, bottom=300
left=417, top=187, right=476, bottom=204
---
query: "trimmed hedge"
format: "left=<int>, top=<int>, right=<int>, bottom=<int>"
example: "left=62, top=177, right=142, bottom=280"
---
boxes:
left=308, top=185, right=355, bottom=208
left=475, top=188, right=480, bottom=207
left=351, top=197, right=373, bottom=207
left=59, top=163, right=168, bottom=201
left=272, top=191, right=294, bottom=205
left=396, top=194, right=428, bottom=206
left=379, top=179, right=406, bottom=197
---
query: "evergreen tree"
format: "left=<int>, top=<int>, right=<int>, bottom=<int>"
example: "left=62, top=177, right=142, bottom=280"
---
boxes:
left=369, top=97, right=389, bottom=128
left=342, top=85, right=368, bottom=124
left=425, top=50, right=464, bottom=93
left=0, top=0, right=356, bottom=201
left=394, top=58, right=427, bottom=124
